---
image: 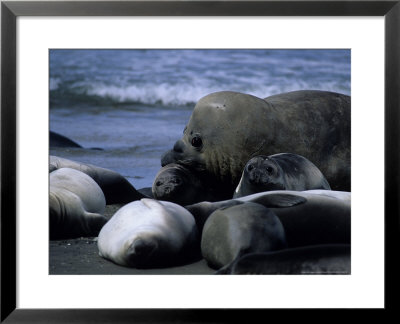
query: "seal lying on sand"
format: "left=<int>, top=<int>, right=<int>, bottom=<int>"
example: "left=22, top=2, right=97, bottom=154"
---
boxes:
left=50, top=168, right=108, bottom=240
left=162, top=90, right=350, bottom=197
left=152, top=163, right=221, bottom=205
left=185, top=190, right=351, bottom=247
left=97, top=199, right=199, bottom=268
left=216, top=244, right=351, bottom=275
left=50, top=155, right=146, bottom=204
left=233, top=153, right=331, bottom=198
left=201, top=202, right=287, bottom=269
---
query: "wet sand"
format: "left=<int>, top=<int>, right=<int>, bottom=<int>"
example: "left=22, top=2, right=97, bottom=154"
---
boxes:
left=49, top=204, right=215, bottom=275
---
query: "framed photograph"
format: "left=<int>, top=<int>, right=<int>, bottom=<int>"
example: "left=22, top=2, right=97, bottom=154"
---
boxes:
left=2, top=0, right=399, bottom=322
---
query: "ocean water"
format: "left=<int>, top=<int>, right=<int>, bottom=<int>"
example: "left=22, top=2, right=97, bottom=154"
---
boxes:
left=49, top=49, right=351, bottom=189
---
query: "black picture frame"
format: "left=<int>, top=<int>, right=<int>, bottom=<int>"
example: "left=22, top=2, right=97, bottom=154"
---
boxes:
left=1, top=0, right=399, bottom=322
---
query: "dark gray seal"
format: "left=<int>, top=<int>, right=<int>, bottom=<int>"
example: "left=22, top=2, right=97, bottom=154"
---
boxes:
left=50, top=156, right=147, bottom=204
left=185, top=190, right=350, bottom=248
left=216, top=244, right=351, bottom=275
left=233, top=153, right=331, bottom=198
left=50, top=131, right=82, bottom=148
left=162, top=90, right=350, bottom=197
left=201, top=202, right=287, bottom=269
left=152, top=163, right=218, bottom=206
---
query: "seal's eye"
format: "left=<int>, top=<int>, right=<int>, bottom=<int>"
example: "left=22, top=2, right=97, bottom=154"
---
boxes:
left=191, top=136, right=202, bottom=148
left=247, top=164, right=254, bottom=172
left=171, top=178, right=181, bottom=185
left=266, top=167, right=274, bottom=174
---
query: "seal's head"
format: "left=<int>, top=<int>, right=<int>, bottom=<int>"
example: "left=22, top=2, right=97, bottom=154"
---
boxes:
left=234, top=156, right=285, bottom=198
left=152, top=164, right=204, bottom=206
left=244, top=156, right=285, bottom=190
left=161, top=91, right=274, bottom=198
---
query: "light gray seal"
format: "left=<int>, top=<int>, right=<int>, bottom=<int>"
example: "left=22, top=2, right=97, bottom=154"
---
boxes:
left=161, top=90, right=350, bottom=197
left=216, top=244, right=351, bottom=275
left=152, top=163, right=218, bottom=206
left=185, top=190, right=350, bottom=247
left=50, top=155, right=146, bottom=204
left=233, top=153, right=331, bottom=198
left=201, top=202, right=287, bottom=269
left=49, top=168, right=108, bottom=239
left=97, top=198, right=199, bottom=268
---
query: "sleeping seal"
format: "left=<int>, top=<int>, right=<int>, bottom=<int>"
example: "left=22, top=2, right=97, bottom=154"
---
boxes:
left=50, top=155, right=146, bottom=204
left=185, top=190, right=350, bottom=247
left=216, top=244, right=351, bottom=275
left=233, top=153, right=331, bottom=198
left=49, top=168, right=107, bottom=239
left=162, top=90, right=350, bottom=197
left=97, top=198, right=199, bottom=268
left=201, top=202, right=287, bottom=269
left=152, top=163, right=220, bottom=205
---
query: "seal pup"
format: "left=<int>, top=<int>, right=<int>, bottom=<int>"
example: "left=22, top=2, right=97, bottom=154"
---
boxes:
left=97, top=198, right=199, bottom=268
left=50, top=155, right=147, bottom=204
left=216, top=244, right=351, bottom=275
left=233, top=153, right=331, bottom=198
left=201, top=202, right=287, bottom=269
left=50, top=168, right=107, bottom=239
left=152, top=163, right=218, bottom=206
left=186, top=190, right=350, bottom=247
left=162, top=90, right=350, bottom=197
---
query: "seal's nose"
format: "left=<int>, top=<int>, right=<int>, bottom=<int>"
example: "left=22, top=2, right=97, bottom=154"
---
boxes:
left=173, top=140, right=185, bottom=153
left=249, top=170, right=264, bottom=184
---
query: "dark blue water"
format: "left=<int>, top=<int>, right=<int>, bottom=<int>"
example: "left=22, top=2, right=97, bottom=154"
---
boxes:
left=49, top=49, right=350, bottom=189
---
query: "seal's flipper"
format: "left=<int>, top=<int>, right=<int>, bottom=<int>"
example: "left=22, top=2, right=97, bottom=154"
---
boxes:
left=251, top=193, right=307, bottom=208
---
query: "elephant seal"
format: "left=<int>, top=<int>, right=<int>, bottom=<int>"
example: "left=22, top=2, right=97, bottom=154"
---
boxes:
left=216, top=244, right=351, bottom=275
left=162, top=90, right=350, bottom=197
left=201, top=202, right=287, bottom=269
left=233, top=153, right=331, bottom=198
left=50, top=131, right=82, bottom=148
left=50, top=156, right=147, bottom=204
left=49, top=168, right=107, bottom=240
left=152, top=164, right=218, bottom=206
left=185, top=190, right=350, bottom=247
left=97, top=198, right=199, bottom=268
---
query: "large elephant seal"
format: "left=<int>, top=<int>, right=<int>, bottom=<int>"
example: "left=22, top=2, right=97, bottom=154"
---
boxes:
left=185, top=190, right=350, bottom=247
left=201, top=202, right=287, bottom=269
left=216, top=244, right=351, bottom=275
left=97, top=198, right=199, bottom=268
left=152, top=163, right=220, bottom=205
left=50, top=156, right=147, bottom=204
left=162, top=90, right=350, bottom=197
left=50, top=168, right=108, bottom=240
left=233, top=153, right=331, bottom=198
